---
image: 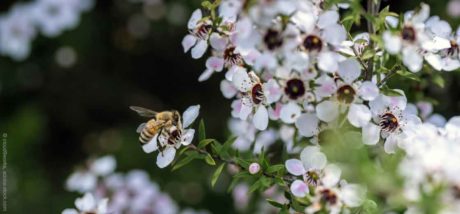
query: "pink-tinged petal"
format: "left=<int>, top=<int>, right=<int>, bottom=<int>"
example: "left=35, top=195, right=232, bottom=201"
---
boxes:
left=232, top=68, right=252, bottom=92
left=156, top=147, right=176, bottom=168
left=239, top=99, right=252, bottom=120
left=315, top=74, right=337, bottom=98
left=362, top=123, right=380, bottom=145
left=295, top=113, right=319, bottom=137
left=338, top=59, right=361, bottom=84
left=187, top=9, right=202, bottom=29
left=142, top=135, right=159, bottom=153
left=181, top=129, right=195, bottom=146
left=97, top=198, right=108, bottom=213
left=198, top=69, right=214, bottom=82
left=263, top=79, right=282, bottom=104
left=220, top=80, right=238, bottom=99
left=62, top=209, right=79, bottom=214
left=253, top=105, right=268, bottom=130
left=348, top=104, right=371, bottom=128
left=206, top=56, right=224, bottom=71
left=268, top=103, right=282, bottom=120
left=191, top=40, right=208, bottom=59
left=290, top=180, right=309, bottom=197
left=285, top=159, right=306, bottom=176
left=182, top=35, right=197, bottom=53
left=316, top=101, right=339, bottom=122
left=210, top=33, right=227, bottom=51
left=322, top=164, right=341, bottom=188
left=358, top=81, right=379, bottom=101
left=280, top=102, right=301, bottom=124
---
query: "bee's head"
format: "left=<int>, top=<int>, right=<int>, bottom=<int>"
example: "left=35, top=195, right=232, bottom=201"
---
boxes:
left=172, top=111, right=181, bottom=123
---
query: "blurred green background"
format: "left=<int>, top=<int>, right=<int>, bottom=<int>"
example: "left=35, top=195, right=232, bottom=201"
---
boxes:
left=1, top=0, right=460, bottom=213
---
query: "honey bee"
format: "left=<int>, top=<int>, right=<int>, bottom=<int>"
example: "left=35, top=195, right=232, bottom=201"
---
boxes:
left=130, top=106, right=182, bottom=147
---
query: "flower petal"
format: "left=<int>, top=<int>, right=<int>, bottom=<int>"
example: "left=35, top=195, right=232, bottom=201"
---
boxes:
left=182, top=35, right=197, bottom=53
left=322, top=164, right=341, bottom=188
left=384, top=134, right=398, bottom=154
left=182, top=105, right=200, bottom=128
left=347, top=104, right=371, bottom=128
left=295, top=113, right=319, bottom=137
left=198, top=69, right=214, bottom=82
left=253, top=105, right=269, bottom=130
left=290, top=180, right=309, bottom=197
left=358, top=81, right=379, bottom=101
left=181, top=129, right=195, bottom=146
left=232, top=69, right=252, bottom=92
left=362, top=123, right=380, bottom=145
left=75, top=193, right=96, bottom=212
left=285, top=159, right=306, bottom=176
left=403, top=47, right=423, bottom=72
left=206, top=56, right=224, bottom=71
left=220, top=80, right=238, bottom=99
left=142, top=135, right=159, bottom=153
left=187, top=9, right=202, bottom=29
left=316, top=101, right=339, bottom=122
left=280, top=102, right=302, bottom=124
left=156, top=147, right=176, bottom=168
left=210, top=33, right=227, bottom=51
left=338, top=59, right=361, bottom=84
left=318, top=51, right=339, bottom=72
left=191, top=40, right=208, bottom=59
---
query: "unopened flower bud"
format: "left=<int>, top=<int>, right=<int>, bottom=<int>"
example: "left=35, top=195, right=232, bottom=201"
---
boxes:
left=249, top=163, right=261, bottom=174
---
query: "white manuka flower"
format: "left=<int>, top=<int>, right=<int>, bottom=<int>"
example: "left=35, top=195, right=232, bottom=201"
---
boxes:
left=182, top=9, right=213, bottom=59
left=295, top=10, right=347, bottom=73
left=66, top=155, right=116, bottom=193
left=313, top=59, right=379, bottom=127
left=62, top=193, right=109, bottom=214
left=424, top=23, right=460, bottom=71
left=362, top=91, right=421, bottom=153
left=141, top=105, right=200, bottom=168
left=231, top=69, right=280, bottom=130
left=382, top=3, right=451, bottom=72
left=31, top=0, right=81, bottom=37
left=0, top=4, right=36, bottom=61
left=285, top=146, right=330, bottom=197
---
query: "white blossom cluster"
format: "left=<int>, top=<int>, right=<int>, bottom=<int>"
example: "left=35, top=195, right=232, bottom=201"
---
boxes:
left=0, top=0, right=94, bottom=61
left=181, top=0, right=460, bottom=212
left=397, top=117, right=460, bottom=214
left=285, top=146, right=366, bottom=213
left=64, top=155, right=208, bottom=214
left=183, top=0, right=427, bottom=155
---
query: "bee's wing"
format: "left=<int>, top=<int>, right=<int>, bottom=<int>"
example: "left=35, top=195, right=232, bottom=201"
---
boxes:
left=130, top=106, right=157, bottom=118
left=136, top=122, right=146, bottom=133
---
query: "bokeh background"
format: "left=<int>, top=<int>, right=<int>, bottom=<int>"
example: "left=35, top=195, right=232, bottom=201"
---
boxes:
left=1, top=0, right=460, bottom=213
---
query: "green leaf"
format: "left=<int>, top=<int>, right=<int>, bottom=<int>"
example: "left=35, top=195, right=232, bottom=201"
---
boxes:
left=432, top=74, right=445, bottom=88
left=396, top=69, right=420, bottom=81
left=172, top=153, right=198, bottom=171
left=362, top=199, right=378, bottom=213
left=204, top=154, right=216, bottom=166
left=381, top=87, right=403, bottom=96
left=198, top=139, right=215, bottom=149
left=266, top=199, right=285, bottom=208
left=198, top=119, right=206, bottom=142
left=266, top=164, right=285, bottom=174
left=211, top=163, right=226, bottom=188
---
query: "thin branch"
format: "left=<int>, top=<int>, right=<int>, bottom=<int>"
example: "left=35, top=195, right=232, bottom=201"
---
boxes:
left=378, top=65, right=400, bottom=87
left=187, top=144, right=296, bottom=184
